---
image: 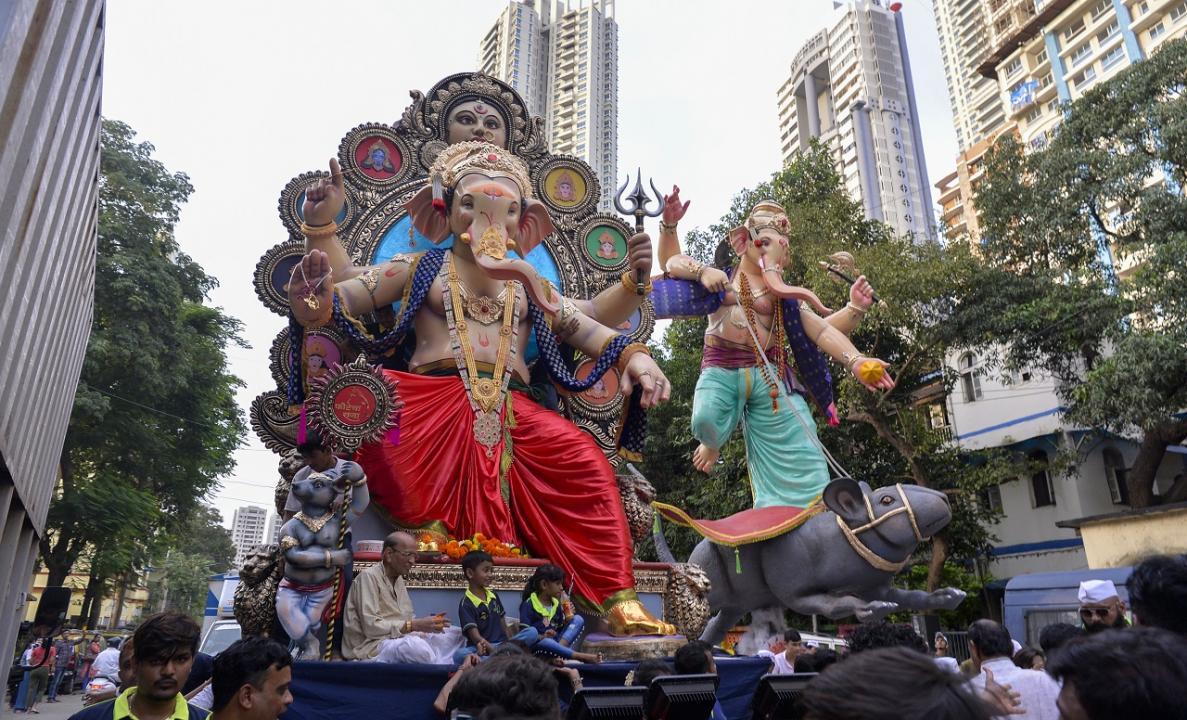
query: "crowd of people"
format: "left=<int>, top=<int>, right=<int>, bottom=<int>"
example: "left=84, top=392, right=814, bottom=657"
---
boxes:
left=16, top=550, right=1182, bottom=720
left=10, top=630, right=106, bottom=713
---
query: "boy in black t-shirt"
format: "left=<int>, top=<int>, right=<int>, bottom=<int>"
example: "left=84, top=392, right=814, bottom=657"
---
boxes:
left=453, top=552, right=538, bottom=665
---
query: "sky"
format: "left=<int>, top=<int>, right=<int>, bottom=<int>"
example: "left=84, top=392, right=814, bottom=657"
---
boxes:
left=101, top=0, right=960, bottom=529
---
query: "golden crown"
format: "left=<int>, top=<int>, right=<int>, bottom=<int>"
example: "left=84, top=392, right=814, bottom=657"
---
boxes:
left=429, top=141, right=534, bottom=199
left=746, top=200, right=791, bottom=237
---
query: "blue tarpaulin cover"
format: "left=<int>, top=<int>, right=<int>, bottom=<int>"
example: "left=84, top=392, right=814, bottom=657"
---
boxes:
left=286, top=656, right=773, bottom=720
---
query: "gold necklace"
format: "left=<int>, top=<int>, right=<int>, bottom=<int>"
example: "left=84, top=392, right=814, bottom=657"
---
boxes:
left=739, top=273, right=786, bottom=412
left=458, top=281, right=508, bottom=326
left=294, top=510, right=334, bottom=534
left=445, top=253, right=518, bottom=455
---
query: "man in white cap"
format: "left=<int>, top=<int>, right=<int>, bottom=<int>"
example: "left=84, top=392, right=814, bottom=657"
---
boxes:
left=1078, top=579, right=1129, bottom=634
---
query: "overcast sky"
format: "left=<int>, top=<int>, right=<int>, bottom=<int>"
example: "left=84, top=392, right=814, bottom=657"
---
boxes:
left=102, top=0, right=959, bottom=529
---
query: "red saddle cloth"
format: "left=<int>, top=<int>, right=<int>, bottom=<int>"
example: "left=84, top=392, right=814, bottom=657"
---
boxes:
left=652, top=501, right=825, bottom=547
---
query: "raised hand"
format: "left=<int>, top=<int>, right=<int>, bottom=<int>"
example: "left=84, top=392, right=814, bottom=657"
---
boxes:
left=849, top=274, right=875, bottom=311
left=619, top=354, right=672, bottom=409
left=626, top=232, right=653, bottom=278
left=302, top=158, right=346, bottom=227
left=851, top=357, right=896, bottom=392
left=288, top=249, right=334, bottom=326
left=661, top=185, right=690, bottom=225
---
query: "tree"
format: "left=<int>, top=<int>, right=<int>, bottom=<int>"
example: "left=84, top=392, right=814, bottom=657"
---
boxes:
left=973, top=39, right=1187, bottom=507
left=39, top=120, right=246, bottom=597
left=643, top=143, right=1020, bottom=592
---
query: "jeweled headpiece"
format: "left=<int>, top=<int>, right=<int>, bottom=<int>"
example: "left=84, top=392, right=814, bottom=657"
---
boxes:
left=429, top=141, right=534, bottom=203
left=746, top=200, right=791, bottom=238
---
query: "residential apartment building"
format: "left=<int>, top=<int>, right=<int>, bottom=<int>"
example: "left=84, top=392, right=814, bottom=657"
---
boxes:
left=946, top=350, right=1184, bottom=578
left=933, top=1, right=1187, bottom=579
left=479, top=0, right=619, bottom=208
left=265, top=512, right=282, bottom=547
left=777, top=0, right=936, bottom=240
left=932, top=0, right=1009, bottom=152
left=230, top=505, right=269, bottom=569
left=936, top=0, right=1187, bottom=241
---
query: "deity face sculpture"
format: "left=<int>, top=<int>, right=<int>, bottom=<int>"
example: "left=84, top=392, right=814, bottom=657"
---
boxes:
left=446, top=100, right=508, bottom=148
left=728, top=201, right=829, bottom=314
left=405, top=143, right=560, bottom=314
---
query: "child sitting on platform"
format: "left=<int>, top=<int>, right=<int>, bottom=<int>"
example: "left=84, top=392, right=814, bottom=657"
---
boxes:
left=519, top=564, right=601, bottom=664
left=454, top=552, right=537, bottom=665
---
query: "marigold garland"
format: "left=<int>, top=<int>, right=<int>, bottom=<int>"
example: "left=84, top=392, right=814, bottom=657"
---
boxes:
left=441, top=532, right=529, bottom=560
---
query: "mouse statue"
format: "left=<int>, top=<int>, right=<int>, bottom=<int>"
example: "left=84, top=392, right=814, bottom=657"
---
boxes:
left=276, top=460, right=369, bottom=658
left=686, top=478, right=966, bottom=645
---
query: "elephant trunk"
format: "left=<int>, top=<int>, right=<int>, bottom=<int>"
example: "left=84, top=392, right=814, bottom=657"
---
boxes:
left=467, top=223, right=562, bottom=315
left=758, top=256, right=832, bottom=315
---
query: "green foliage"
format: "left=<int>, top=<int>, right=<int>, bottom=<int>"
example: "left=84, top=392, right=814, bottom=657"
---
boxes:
left=39, top=119, right=247, bottom=591
left=147, top=505, right=235, bottom=620
left=887, top=562, right=995, bottom=629
left=641, top=143, right=1019, bottom=581
left=972, top=39, right=1187, bottom=506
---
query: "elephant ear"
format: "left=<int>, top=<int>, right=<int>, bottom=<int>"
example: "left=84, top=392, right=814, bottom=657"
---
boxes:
left=823, top=478, right=867, bottom=526
left=515, top=198, right=555, bottom=257
left=728, top=225, right=751, bottom=256
left=404, top=185, right=452, bottom=244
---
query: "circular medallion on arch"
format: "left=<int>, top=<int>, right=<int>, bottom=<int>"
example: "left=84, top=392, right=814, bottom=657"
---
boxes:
left=254, top=237, right=307, bottom=316
left=534, top=156, right=599, bottom=217
left=277, top=170, right=356, bottom=238
left=575, top=214, right=633, bottom=272
left=268, top=324, right=358, bottom=390
left=339, top=125, right=414, bottom=187
left=570, top=360, right=624, bottom=414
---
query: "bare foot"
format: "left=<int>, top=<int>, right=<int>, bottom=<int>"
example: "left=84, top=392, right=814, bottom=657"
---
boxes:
left=573, top=651, right=602, bottom=664
left=693, top=444, right=719, bottom=473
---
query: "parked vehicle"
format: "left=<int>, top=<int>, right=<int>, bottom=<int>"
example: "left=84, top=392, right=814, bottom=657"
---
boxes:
left=1003, top=566, right=1132, bottom=645
left=199, top=620, right=241, bottom=657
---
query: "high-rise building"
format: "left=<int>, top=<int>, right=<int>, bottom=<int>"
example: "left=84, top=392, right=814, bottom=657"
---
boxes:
left=230, top=505, right=269, bottom=570
left=479, top=0, right=619, bottom=209
left=776, top=0, right=936, bottom=240
left=931, top=0, right=1010, bottom=152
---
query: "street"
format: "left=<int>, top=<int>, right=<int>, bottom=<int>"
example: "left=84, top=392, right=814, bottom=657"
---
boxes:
left=3, top=694, right=84, bottom=720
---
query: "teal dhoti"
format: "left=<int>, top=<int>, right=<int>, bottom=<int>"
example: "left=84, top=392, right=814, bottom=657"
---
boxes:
left=691, top=366, right=830, bottom=508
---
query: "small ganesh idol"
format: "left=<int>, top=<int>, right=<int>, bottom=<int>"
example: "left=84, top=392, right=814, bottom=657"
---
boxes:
left=653, top=200, right=894, bottom=509
left=276, top=459, right=369, bottom=658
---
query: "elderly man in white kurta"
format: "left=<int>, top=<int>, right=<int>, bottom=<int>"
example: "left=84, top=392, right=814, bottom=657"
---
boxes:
left=342, top=531, right=463, bottom=663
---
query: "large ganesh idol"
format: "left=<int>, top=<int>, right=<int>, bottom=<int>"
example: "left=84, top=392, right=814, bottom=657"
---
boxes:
left=289, top=142, right=675, bottom=635
left=654, top=201, right=895, bottom=509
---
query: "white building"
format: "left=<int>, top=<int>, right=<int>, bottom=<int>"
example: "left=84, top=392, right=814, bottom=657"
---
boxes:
left=947, top=350, right=1184, bottom=579
left=931, top=0, right=1009, bottom=153
left=479, top=0, right=619, bottom=208
left=776, top=0, right=936, bottom=240
left=230, top=505, right=269, bottom=570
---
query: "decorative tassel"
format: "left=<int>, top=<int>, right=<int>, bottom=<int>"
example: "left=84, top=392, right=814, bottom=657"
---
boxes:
left=431, top=175, right=445, bottom=213
left=297, top=406, right=308, bottom=444
left=734, top=547, right=743, bottom=574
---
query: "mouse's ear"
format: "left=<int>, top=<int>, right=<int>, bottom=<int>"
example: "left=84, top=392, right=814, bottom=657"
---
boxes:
left=823, top=478, right=867, bottom=526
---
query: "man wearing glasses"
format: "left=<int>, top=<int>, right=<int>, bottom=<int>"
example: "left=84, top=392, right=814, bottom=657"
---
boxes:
left=342, top=531, right=464, bottom=662
left=1077, top=580, right=1129, bottom=634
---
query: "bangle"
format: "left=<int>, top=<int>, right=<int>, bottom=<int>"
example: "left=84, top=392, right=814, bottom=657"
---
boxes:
left=845, top=302, right=868, bottom=315
left=694, top=263, right=708, bottom=283
left=402, top=620, right=412, bottom=634
left=659, top=220, right=678, bottom=232
left=616, top=342, right=652, bottom=374
left=351, top=475, right=368, bottom=487
left=620, top=271, right=652, bottom=296
left=842, top=351, right=863, bottom=371
left=323, top=549, right=332, bottom=568
left=301, top=221, right=339, bottom=240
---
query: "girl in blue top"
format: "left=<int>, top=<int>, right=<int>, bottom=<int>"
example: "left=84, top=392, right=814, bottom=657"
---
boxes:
left=519, top=565, right=601, bottom=663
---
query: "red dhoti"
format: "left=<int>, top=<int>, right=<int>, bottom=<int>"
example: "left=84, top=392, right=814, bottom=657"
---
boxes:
left=356, top=371, right=635, bottom=606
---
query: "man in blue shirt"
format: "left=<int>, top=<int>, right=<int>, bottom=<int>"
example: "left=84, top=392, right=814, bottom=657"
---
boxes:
left=68, top=612, right=209, bottom=720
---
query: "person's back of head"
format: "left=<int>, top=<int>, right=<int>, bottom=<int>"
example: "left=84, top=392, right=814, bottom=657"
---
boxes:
left=1046, top=626, right=1187, bottom=720
left=800, top=646, right=996, bottom=720
left=1037, top=622, right=1084, bottom=658
left=449, top=655, right=559, bottom=719
left=211, top=637, right=293, bottom=718
left=673, top=640, right=714, bottom=675
left=966, top=619, right=1013, bottom=661
left=847, top=623, right=928, bottom=655
left=629, top=659, right=673, bottom=687
left=1127, top=553, right=1187, bottom=636
left=796, top=648, right=838, bottom=674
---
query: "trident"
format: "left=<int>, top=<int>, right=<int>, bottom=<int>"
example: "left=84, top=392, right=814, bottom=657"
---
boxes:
left=614, top=168, right=664, bottom=295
